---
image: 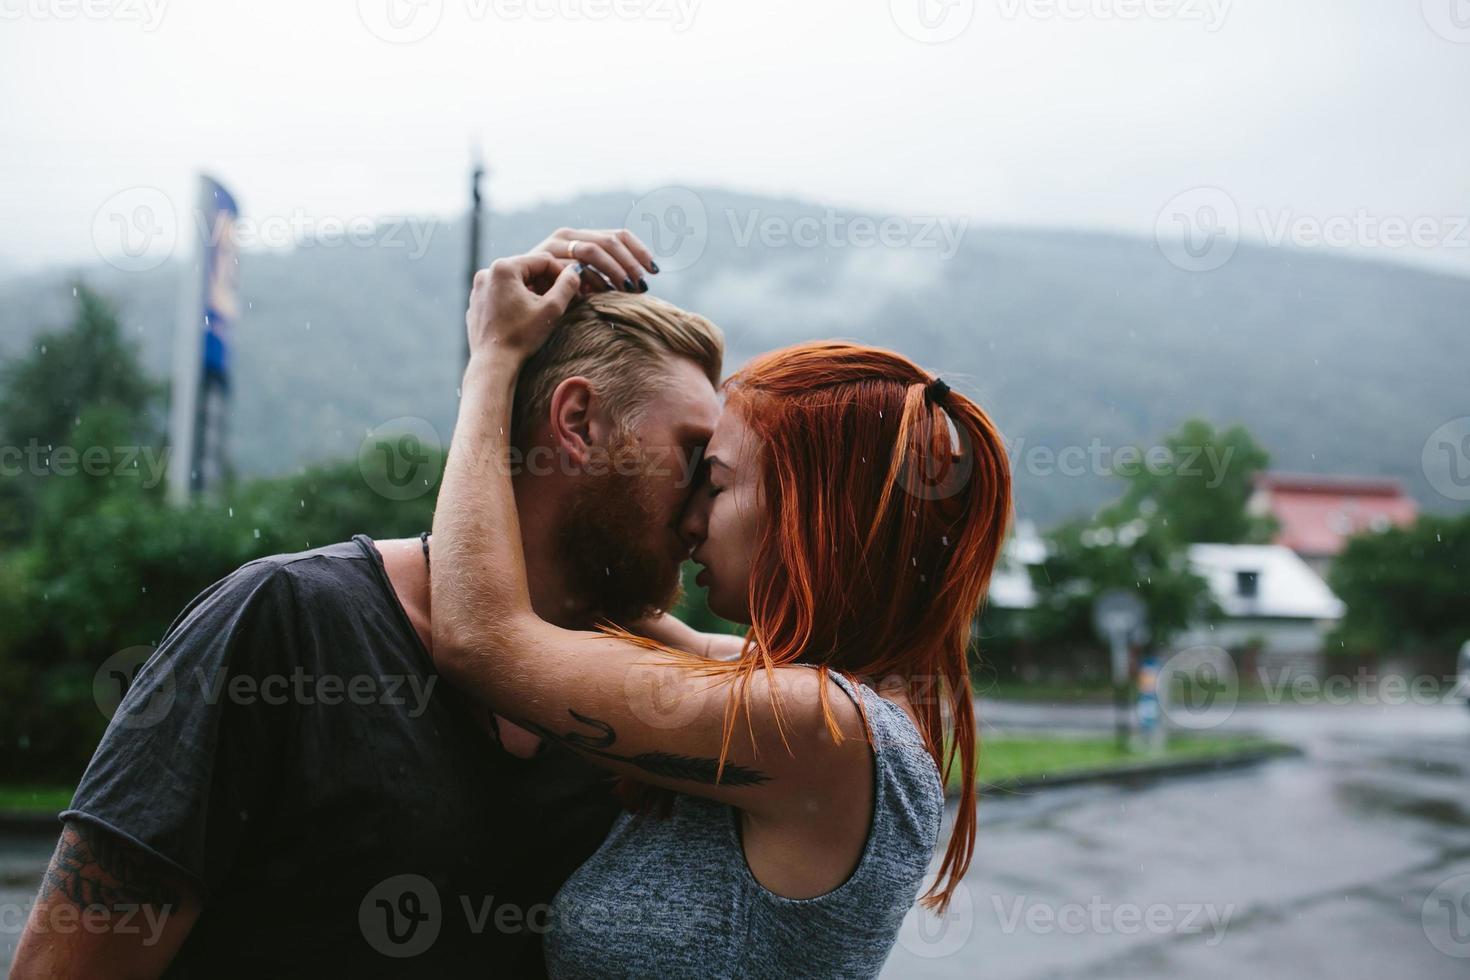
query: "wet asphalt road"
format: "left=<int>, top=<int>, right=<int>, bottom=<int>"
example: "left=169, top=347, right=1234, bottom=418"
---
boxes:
left=882, top=700, right=1470, bottom=979
left=4, top=702, right=1468, bottom=976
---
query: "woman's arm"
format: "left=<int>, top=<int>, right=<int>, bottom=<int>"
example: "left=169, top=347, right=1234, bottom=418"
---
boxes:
left=625, top=613, right=747, bottom=662
left=430, top=255, right=865, bottom=816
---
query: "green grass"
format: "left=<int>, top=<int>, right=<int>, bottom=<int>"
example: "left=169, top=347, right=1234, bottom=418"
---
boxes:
left=0, top=785, right=73, bottom=813
left=962, top=734, right=1280, bottom=788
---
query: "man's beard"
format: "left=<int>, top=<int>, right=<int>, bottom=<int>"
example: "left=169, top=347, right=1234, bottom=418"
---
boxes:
left=555, top=443, right=685, bottom=625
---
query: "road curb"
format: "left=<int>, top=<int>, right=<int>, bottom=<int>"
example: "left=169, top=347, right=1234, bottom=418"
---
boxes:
left=957, top=743, right=1301, bottom=798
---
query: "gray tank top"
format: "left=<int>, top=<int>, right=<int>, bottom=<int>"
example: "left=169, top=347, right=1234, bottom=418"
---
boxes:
left=542, top=669, right=946, bottom=979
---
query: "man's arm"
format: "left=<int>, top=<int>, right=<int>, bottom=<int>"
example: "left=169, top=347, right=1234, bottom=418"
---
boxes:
left=11, top=819, right=201, bottom=979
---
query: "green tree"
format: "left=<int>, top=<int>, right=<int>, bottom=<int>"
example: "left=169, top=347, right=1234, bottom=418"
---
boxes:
left=1101, top=418, right=1275, bottom=544
left=1328, top=512, right=1470, bottom=657
left=1025, top=515, right=1219, bottom=651
left=0, top=283, right=162, bottom=542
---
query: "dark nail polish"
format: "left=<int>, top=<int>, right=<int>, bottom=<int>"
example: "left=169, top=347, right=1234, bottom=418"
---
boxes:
left=650, top=261, right=660, bottom=274
left=623, top=277, right=636, bottom=292
left=638, top=278, right=649, bottom=292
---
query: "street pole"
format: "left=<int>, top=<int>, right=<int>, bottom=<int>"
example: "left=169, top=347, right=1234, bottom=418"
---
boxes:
left=464, top=150, right=485, bottom=370
left=1110, top=631, right=1130, bottom=750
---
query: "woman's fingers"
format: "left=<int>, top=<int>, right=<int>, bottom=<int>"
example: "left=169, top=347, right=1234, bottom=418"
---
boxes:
left=600, top=228, right=659, bottom=275
left=534, top=228, right=659, bottom=291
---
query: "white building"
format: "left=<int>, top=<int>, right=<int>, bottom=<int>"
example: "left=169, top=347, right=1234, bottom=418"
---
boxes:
left=985, top=529, right=1346, bottom=660
left=1175, top=543, right=1345, bottom=659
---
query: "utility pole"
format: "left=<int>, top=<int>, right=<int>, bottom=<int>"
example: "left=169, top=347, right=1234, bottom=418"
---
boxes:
left=464, top=148, right=485, bottom=370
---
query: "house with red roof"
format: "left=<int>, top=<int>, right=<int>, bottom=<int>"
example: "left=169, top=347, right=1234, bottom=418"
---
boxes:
left=1247, top=472, right=1419, bottom=577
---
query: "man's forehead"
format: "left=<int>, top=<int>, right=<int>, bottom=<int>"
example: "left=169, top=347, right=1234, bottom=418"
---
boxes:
left=641, top=360, right=722, bottom=438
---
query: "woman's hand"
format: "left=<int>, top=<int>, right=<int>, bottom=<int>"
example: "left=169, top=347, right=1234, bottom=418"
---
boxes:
left=530, top=227, right=660, bottom=293
left=465, top=252, right=583, bottom=365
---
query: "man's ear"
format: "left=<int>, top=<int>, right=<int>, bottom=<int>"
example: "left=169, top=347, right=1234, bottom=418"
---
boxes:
left=547, top=376, right=610, bottom=464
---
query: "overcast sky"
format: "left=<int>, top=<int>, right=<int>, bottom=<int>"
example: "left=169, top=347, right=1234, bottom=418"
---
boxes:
left=3, top=0, right=1468, bottom=277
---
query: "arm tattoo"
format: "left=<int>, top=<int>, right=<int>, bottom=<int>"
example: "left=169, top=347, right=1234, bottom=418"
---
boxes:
left=525, top=708, right=772, bottom=787
left=39, top=820, right=184, bottom=917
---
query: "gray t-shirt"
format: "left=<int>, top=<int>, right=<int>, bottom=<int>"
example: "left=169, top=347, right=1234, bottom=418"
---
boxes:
left=543, top=669, right=945, bottom=979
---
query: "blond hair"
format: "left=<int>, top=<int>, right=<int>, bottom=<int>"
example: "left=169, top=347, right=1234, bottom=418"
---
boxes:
left=511, top=292, right=725, bottom=450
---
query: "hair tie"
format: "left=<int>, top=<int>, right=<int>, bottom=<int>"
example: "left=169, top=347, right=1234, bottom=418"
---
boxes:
left=925, top=377, right=951, bottom=404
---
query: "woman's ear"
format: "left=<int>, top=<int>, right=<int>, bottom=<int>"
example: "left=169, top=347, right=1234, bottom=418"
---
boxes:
left=547, top=376, right=600, bottom=464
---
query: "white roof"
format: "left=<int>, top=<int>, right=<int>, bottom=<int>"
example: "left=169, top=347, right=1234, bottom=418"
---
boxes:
left=1186, top=543, right=1345, bottom=620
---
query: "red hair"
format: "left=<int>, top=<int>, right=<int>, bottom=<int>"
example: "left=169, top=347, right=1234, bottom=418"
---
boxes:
left=618, top=340, right=1012, bottom=915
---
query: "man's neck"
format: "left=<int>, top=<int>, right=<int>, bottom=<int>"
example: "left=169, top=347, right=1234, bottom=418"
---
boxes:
left=376, top=501, right=592, bottom=651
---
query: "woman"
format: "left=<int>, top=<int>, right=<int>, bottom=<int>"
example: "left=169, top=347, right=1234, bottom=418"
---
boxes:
left=431, top=254, right=1012, bottom=977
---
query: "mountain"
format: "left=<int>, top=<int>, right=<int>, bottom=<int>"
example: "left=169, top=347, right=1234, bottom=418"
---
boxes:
left=2, top=187, right=1466, bottom=526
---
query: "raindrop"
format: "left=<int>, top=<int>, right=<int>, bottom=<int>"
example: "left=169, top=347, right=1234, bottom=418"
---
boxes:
left=228, top=507, right=234, bottom=518
left=253, top=529, right=261, bottom=540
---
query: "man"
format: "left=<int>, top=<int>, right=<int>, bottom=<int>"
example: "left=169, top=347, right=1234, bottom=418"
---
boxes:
left=12, top=228, right=730, bottom=978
